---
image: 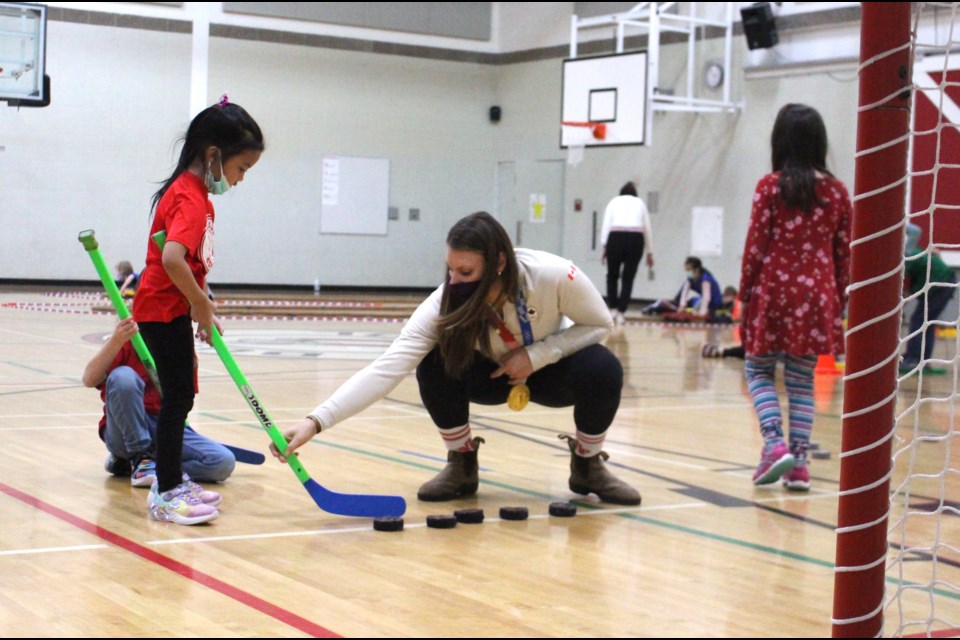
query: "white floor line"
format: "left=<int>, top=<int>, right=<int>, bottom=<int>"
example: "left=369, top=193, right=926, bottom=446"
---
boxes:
left=0, top=425, right=94, bottom=431
left=0, top=327, right=75, bottom=345
left=0, top=543, right=108, bottom=556
left=145, top=505, right=679, bottom=546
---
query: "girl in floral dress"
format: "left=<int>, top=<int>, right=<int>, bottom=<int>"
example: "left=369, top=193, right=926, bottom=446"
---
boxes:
left=739, top=104, right=852, bottom=490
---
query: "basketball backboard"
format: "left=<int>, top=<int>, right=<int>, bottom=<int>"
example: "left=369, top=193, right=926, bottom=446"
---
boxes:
left=0, top=2, right=47, bottom=105
left=560, top=51, right=648, bottom=148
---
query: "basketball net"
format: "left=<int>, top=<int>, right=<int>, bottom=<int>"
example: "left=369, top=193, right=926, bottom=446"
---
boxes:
left=562, top=121, right=606, bottom=166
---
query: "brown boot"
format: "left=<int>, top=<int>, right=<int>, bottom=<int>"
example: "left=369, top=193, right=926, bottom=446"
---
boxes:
left=417, top=437, right=485, bottom=501
left=559, top=434, right=641, bottom=506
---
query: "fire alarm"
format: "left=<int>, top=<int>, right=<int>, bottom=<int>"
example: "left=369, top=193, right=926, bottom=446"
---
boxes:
left=574, top=198, right=582, bottom=211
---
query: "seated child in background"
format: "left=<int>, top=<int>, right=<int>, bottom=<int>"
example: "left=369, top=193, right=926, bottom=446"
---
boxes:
left=900, top=222, right=957, bottom=375
left=116, top=261, right=140, bottom=298
left=701, top=287, right=746, bottom=358
left=650, top=257, right=725, bottom=323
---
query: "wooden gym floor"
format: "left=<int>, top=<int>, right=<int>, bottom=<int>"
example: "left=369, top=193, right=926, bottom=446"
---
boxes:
left=0, top=287, right=957, bottom=638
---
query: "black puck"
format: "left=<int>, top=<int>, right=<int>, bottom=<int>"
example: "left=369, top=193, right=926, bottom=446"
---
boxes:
left=499, top=506, right=529, bottom=521
left=549, top=501, right=577, bottom=517
left=454, top=508, right=485, bottom=524
left=372, top=516, right=404, bottom=532
left=426, top=514, right=458, bottom=529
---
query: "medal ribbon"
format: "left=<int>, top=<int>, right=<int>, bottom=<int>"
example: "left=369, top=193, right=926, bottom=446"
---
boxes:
left=486, top=290, right=533, bottom=349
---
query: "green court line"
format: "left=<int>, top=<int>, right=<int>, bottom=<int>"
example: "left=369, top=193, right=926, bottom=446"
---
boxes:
left=1, top=361, right=50, bottom=374
left=197, top=413, right=960, bottom=602
left=311, top=438, right=960, bottom=601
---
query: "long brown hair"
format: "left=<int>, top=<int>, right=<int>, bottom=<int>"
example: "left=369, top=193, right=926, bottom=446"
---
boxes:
left=438, top=212, right=521, bottom=377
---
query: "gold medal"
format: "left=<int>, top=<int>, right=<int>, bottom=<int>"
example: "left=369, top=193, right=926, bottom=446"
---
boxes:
left=507, top=383, right=530, bottom=411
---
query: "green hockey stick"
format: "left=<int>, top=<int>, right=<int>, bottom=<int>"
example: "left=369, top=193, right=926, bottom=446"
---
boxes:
left=151, top=230, right=406, bottom=517
left=78, top=229, right=265, bottom=465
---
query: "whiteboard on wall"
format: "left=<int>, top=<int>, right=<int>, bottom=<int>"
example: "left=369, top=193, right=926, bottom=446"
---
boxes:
left=691, top=206, right=723, bottom=257
left=320, top=155, right=390, bottom=235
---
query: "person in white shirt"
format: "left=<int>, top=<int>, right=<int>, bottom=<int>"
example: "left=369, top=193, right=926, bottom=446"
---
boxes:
left=273, top=211, right=641, bottom=506
left=601, top=181, right=654, bottom=325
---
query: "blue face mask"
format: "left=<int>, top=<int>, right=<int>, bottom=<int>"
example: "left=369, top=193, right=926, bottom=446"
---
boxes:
left=204, top=151, right=231, bottom=196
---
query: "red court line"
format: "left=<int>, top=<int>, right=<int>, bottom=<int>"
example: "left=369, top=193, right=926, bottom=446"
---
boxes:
left=0, top=481, right=340, bottom=638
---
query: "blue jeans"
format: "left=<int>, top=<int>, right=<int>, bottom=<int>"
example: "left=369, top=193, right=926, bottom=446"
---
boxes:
left=102, top=367, right=235, bottom=483
left=904, top=283, right=956, bottom=365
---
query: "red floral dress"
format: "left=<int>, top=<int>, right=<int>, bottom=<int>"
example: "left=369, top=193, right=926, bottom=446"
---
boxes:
left=739, top=172, right=852, bottom=356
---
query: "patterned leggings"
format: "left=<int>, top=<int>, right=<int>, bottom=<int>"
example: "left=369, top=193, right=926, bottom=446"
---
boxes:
left=745, top=353, right=818, bottom=461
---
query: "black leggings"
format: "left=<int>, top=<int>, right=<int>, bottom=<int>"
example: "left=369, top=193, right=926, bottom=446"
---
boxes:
left=138, top=316, right=195, bottom=493
left=416, top=344, right=623, bottom=435
left=606, top=231, right=645, bottom=313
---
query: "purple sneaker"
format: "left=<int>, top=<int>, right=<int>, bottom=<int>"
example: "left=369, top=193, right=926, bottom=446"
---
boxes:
left=782, top=466, right=810, bottom=491
left=182, top=473, right=221, bottom=507
left=752, top=442, right=795, bottom=485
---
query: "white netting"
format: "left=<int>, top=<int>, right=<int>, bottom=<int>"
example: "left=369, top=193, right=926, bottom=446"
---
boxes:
left=562, top=122, right=604, bottom=167
left=566, top=143, right=585, bottom=167
left=884, top=3, right=960, bottom=637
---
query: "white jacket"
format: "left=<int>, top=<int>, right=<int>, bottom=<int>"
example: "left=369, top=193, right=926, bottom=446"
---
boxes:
left=309, top=248, right=612, bottom=430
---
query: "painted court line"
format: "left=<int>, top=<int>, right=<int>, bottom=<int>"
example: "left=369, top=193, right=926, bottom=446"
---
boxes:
left=516, top=431, right=709, bottom=470
left=0, top=543, right=108, bottom=556
left=0, top=480, right=340, bottom=638
left=148, top=506, right=649, bottom=546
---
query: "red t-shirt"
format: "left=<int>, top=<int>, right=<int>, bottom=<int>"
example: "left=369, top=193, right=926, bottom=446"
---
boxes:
left=96, top=342, right=201, bottom=440
left=133, top=171, right=215, bottom=322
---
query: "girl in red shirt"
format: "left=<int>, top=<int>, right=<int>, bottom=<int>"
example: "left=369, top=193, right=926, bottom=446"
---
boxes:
left=133, top=95, right=264, bottom=525
left=739, top=103, right=851, bottom=491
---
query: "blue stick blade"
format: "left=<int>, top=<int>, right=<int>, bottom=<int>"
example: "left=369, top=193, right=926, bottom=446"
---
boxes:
left=221, top=444, right=266, bottom=465
left=302, top=479, right=407, bottom=518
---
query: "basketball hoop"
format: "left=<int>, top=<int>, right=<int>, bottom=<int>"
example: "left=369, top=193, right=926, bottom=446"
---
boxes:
left=561, top=121, right=607, bottom=140
left=561, top=121, right=606, bottom=167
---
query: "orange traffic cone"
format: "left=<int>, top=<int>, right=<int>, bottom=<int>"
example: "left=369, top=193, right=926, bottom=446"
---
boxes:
left=815, top=354, right=842, bottom=376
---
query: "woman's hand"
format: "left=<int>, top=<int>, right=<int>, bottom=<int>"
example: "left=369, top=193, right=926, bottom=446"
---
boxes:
left=491, top=347, right=533, bottom=384
left=270, top=417, right=320, bottom=462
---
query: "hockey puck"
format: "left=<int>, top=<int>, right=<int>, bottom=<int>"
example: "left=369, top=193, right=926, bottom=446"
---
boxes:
left=549, top=502, right=577, bottom=517
left=812, top=450, right=831, bottom=460
left=426, top=514, right=458, bottom=529
left=454, top=508, right=485, bottom=524
left=499, top=506, right=529, bottom=521
left=372, top=516, right=404, bottom=532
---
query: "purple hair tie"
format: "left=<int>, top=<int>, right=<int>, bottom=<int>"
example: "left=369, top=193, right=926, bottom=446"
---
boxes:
left=217, top=93, right=230, bottom=108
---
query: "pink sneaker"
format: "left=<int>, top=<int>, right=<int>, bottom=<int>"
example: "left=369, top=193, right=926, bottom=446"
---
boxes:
left=752, top=442, right=795, bottom=485
left=782, top=466, right=810, bottom=491
left=148, top=482, right=218, bottom=525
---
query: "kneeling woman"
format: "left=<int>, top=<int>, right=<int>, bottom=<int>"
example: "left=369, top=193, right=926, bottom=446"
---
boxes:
left=274, top=211, right=640, bottom=506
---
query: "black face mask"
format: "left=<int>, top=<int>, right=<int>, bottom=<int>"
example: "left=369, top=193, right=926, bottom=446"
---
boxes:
left=447, top=280, right=482, bottom=310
